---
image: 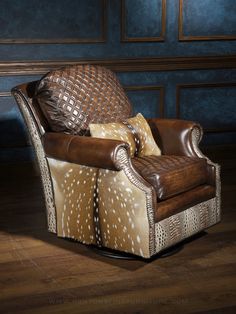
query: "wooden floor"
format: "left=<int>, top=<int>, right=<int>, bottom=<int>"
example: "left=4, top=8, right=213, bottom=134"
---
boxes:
left=0, top=147, right=236, bottom=314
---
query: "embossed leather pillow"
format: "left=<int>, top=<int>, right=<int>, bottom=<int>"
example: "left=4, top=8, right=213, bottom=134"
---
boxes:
left=34, top=65, right=132, bottom=135
left=89, top=113, right=161, bottom=157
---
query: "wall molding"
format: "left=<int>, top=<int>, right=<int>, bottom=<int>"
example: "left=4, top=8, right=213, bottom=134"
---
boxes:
left=179, top=0, right=236, bottom=41
left=0, top=92, right=11, bottom=97
left=0, top=0, right=107, bottom=44
left=176, top=82, right=236, bottom=133
left=121, top=0, right=166, bottom=42
left=0, top=55, right=235, bottom=76
left=124, top=85, right=165, bottom=117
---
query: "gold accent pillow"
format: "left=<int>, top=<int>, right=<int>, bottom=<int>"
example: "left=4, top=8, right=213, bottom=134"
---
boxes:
left=89, top=113, right=161, bottom=157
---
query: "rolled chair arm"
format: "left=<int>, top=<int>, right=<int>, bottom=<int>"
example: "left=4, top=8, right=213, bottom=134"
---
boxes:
left=148, top=118, right=203, bottom=157
left=42, top=132, right=130, bottom=170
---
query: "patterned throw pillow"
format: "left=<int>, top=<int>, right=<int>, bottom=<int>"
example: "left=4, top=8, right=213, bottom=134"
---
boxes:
left=89, top=113, right=161, bottom=157
left=34, top=65, right=132, bottom=135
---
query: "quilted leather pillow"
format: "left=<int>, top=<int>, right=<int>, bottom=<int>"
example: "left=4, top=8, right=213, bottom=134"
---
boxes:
left=89, top=113, right=161, bottom=157
left=34, top=64, right=132, bottom=135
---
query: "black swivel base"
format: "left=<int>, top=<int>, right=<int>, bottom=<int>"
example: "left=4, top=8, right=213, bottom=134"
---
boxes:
left=88, top=243, right=183, bottom=260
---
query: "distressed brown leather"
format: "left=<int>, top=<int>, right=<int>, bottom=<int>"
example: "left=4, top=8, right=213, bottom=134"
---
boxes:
left=207, top=163, right=216, bottom=186
left=132, top=155, right=208, bottom=200
left=155, top=185, right=216, bottom=222
left=12, top=82, right=51, bottom=135
left=148, top=118, right=202, bottom=157
left=35, top=65, right=133, bottom=135
left=43, top=132, right=129, bottom=170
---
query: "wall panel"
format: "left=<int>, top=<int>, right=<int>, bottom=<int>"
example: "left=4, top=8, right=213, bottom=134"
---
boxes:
left=0, top=0, right=235, bottom=162
left=121, top=0, right=166, bottom=42
left=0, top=0, right=107, bottom=43
left=179, top=0, right=236, bottom=41
left=176, top=83, right=236, bottom=132
left=125, top=85, right=164, bottom=117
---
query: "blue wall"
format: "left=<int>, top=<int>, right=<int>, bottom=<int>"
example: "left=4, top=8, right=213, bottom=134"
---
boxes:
left=0, top=0, right=236, bottom=162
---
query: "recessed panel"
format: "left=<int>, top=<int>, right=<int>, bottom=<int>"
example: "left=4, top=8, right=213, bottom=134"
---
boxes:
left=122, top=0, right=165, bottom=41
left=177, top=84, right=236, bottom=131
left=126, top=87, right=163, bottom=118
left=180, top=0, right=236, bottom=39
left=0, top=0, right=105, bottom=43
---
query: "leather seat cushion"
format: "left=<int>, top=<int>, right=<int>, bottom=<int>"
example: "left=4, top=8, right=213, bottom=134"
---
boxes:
left=132, top=155, right=208, bottom=201
left=155, top=185, right=216, bottom=222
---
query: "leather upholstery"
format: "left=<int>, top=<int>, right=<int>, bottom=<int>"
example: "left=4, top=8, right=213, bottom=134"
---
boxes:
left=148, top=118, right=216, bottom=187
left=43, top=132, right=129, bottom=171
left=148, top=118, right=202, bottom=157
left=13, top=82, right=50, bottom=135
left=35, top=65, right=133, bottom=135
left=155, top=185, right=216, bottom=222
left=132, top=155, right=208, bottom=200
left=207, top=163, right=216, bottom=186
left=11, top=65, right=220, bottom=258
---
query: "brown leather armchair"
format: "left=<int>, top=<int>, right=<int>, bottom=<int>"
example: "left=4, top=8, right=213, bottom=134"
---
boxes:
left=12, top=65, right=221, bottom=259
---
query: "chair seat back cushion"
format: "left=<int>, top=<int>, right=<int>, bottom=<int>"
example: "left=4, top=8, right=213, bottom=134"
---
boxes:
left=132, top=155, right=208, bottom=200
left=89, top=113, right=161, bottom=157
left=34, top=65, right=133, bottom=135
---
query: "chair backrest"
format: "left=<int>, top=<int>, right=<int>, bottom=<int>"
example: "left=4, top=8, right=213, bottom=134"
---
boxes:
left=11, top=81, right=56, bottom=233
left=34, top=64, right=133, bottom=135
left=12, top=81, right=50, bottom=136
left=11, top=64, right=133, bottom=234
